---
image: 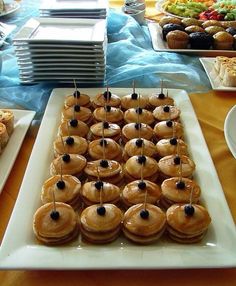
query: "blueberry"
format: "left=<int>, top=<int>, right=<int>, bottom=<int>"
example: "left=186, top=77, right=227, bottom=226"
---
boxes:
left=100, top=159, right=109, bottom=168
left=137, top=155, right=146, bottom=164
left=103, top=121, right=109, bottom=129
left=99, top=139, right=107, bottom=147
left=135, top=123, right=141, bottom=130
left=136, top=107, right=143, bottom=114
left=74, top=105, right=80, bottom=112
left=97, top=206, right=106, bottom=215
left=65, top=136, right=74, bottom=145
left=50, top=210, right=60, bottom=220
left=174, top=156, right=181, bottom=165
left=176, top=180, right=185, bottom=189
left=62, top=154, right=70, bottom=163
left=184, top=204, right=195, bottom=216
left=73, top=90, right=80, bottom=98
left=163, top=105, right=170, bottom=112
left=135, top=138, right=143, bottom=147
left=138, top=181, right=146, bottom=190
left=95, top=180, right=104, bottom=190
left=166, top=120, right=173, bottom=127
left=170, top=138, right=177, bottom=145
left=103, top=91, right=112, bottom=100
left=140, top=209, right=149, bottom=219
left=158, top=93, right=165, bottom=99
left=56, top=180, right=65, bottom=190
left=104, top=105, right=111, bottom=112
left=131, top=93, right=138, bottom=100
left=70, top=119, right=78, bottom=127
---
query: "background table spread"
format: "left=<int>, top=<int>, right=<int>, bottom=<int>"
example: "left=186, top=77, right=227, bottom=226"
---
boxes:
left=0, top=0, right=236, bottom=285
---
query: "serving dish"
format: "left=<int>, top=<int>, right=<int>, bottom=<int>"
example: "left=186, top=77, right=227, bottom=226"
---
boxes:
left=224, top=105, right=236, bottom=158
left=0, top=88, right=235, bottom=270
left=0, top=109, right=35, bottom=194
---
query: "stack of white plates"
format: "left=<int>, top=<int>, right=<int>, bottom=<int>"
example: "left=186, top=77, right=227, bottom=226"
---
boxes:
left=13, top=17, right=107, bottom=84
left=39, top=0, right=108, bottom=19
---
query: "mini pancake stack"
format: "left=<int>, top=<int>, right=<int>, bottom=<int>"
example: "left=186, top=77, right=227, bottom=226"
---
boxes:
left=0, top=109, right=14, bottom=153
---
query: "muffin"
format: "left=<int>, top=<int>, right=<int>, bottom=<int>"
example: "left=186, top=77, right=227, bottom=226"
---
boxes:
left=124, top=108, right=155, bottom=125
left=185, top=25, right=204, bottom=34
left=156, top=138, right=188, bottom=158
left=122, top=203, right=166, bottom=244
left=41, top=174, right=81, bottom=210
left=92, top=90, right=121, bottom=108
left=80, top=181, right=121, bottom=206
left=159, top=16, right=182, bottom=28
left=160, top=177, right=201, bottom=209
left=189, top=32, right=213, bottom=49
left=166, top=30, right=189, bottom=49
left=162, top=23, right=185, bottom=41
left=61, top=105, right=93, bottom=125
left=0, top=109, right=14, bottom=135
left=153, top=105, right=181, bottom=121
left=120, top=93, right=148, bottom=110
left=202, top=20, right=222, bottom=29
left=166, top=203, right=211, bottom=243
left=80, top=203, right=123, bottom=244
left=154, top=120, right=184, bottom=140
left=226, top=27, right=236, bottom=36
left=64, top=90, right=91, bottom=108
left=90, top=122, right=121, bottom=142
left=0, top=122, right=9, bottom=148
left=213, top=31, right=234, bottom=50
left=33, top=202, right=79, bottom=245
left=122, top=122, right=153, bottom=143
left=148, top=91, right=174, bottom=109
left=58, top=119, right=89, bottom=138
left=204, top=25, right=225, bottom=36
left=181, top=18, right=201, bottom=27
left=122, top=179, right=161, bottom=208
left=93, top=106, right=123, bottom=125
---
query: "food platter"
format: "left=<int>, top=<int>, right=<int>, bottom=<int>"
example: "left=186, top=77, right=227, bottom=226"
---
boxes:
left=0, top=88, right=235, bottom=270
left=0, top=109, right=35, bottom=194
left=224, top=105, right=236, bottom=158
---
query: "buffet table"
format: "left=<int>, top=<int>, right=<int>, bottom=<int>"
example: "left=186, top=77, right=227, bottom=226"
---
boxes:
left=0, top=0, right=236, bottom=284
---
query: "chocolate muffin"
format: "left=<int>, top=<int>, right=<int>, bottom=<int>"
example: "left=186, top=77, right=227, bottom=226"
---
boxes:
left=162, top=23, right=185, bottom=41
left=189, top=32, right=213, bottom=49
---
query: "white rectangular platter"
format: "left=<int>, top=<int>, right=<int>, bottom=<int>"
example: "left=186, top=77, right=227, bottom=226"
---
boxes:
left=148, top=22, right=236, bottom=56
left=0, top=88, right=235, bottom=270
left=0, top=109, right=35, bottom=194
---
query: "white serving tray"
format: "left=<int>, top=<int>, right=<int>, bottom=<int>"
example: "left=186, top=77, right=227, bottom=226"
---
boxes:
left=0, top=88, right=235, bottom=270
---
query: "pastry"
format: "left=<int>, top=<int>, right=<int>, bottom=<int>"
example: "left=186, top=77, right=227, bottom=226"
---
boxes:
left=148, top=91, right=174, bottom=109
left=61, top=105, right=93, bottom=125
left=166, top=30, right=189, bottom=49
left=33, top=202, right=79, bottom=245
left=162, top=23, right=185, bottom=41
left=122, top=122, right=153, bottom=143
left=64, top=90, right=91, bottom=108
left=121, top=179, right=161, bottom=208
left=156, top=138, right=188, bottom=158
left=159, top=16, right=182, bottom=28
left=92, top=90, right=121, bottom=108
left=160, top=177, right=201, bottom=209
left=0, top=109, right=14, bottom=135
left=154, top=120, right=184, bottom=140
left=84, top=159, right=123, bottom=185
left=158, top=154, right=195, bottom=180
left=214, top=56, right=230, bottom=72
left=213, top=31, right=234, bottom=50
left=58, top=119, right=89, bottom=138
left=88, top=138, right=122, bottom=161
left=122, top=203, right=166, bottom=244
left=120, top=93, right=148, bottom=110
left=123, top=138, right=157, bottom=161
left=0, top=122, right=9, bottom=148
left=53, top=136, right=88, bottom=157
left=202, top=20, right=222, bottom=29
left=204, top=25, right=225, bottom=35
left=80, top=203, right=123, bottom=244
left=181, top=18, right=201, bottom=27
left=189, top=32, right=213, bottom=49
left=41, top=174, right=81, bottom=210
left=124, top=155, right=159, bottom=182
left=185, top=25, right=204, bottom=34
left=153, top=105, right=181, bottom=121
left=166, top=203, right=211, bottom=243
left=90, top=122, right=121, bottom=142
left=124, top=108, right=155, bottom=125
left=81, top=181, right=121, bottom=206
left=222, top=65, right=236, bottom=87
left=93, top=106, right=124, bottom=125
left=50, top=153, right=87, bottom=178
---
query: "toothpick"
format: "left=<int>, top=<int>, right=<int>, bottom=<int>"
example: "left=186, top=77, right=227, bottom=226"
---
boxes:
left=138, top=93, right=141, bottom=139
left=102, top=122, right=106, bottom=160
left=66, top=120, right=70, bottom=137
left=60, top=157, right=63, bottom=182
left=178, top=156, right=183, bottom=182
left=144, top=186, right=148, bottom=211
left=73, top=79, right=78, bottom=106
left=60, top=135, right=66, bottom=154
left=132, top=80, right=135, bottom=94
left=52, top=188, right=57, bottom=212
left=160, top=79, right=163, bottom=94
left=189, top=186, right=194, bottom=206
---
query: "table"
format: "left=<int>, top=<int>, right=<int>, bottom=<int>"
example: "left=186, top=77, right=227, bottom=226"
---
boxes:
left=0, top=0, right=236, bottom=285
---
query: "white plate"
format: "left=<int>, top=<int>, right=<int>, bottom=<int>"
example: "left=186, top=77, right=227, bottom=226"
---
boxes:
left=224, top=105, right=236, bottom=158
left=0, top=1, right=20, bottom=17
left=0, top=22, right=16, bottom=46
left=17, top=62, right=105, bottom=68
left=15, top=48, right=105, bottom=55
left=40, top=0, right=108, bottom=11
left=17, top=57, right=105, bottom=63
left=199, top=57, right=236, bottom=91
left=147, top=22, right=236, bottom=56
left=15, top=52, right=104, bottom=59
left=19, top=71, right=105, bottom=77
left=13, top=18, right=106, bottom=43
left=0, top=88, right=235, bottom=270
left=0, top=109, right=35, bottom=194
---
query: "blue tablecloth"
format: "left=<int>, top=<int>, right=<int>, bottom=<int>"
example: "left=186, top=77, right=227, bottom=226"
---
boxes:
left=0, top=0, right=211, bottom=119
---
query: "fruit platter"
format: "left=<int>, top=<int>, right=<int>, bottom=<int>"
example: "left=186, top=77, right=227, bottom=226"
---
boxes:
left=157, top=0, right=236, bottom=21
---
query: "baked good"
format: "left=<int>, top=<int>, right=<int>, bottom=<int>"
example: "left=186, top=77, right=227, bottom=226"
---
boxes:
left=166, top=203, right=211, bottom=243
left=50, top=153, right=87, bottom=178
left=33, top=202, right=79, bottom=245
left=64, top=90, right=91, bottom=108
left=153, top=105, right=180, bottom=121
left=122, top=122, right=153, bottom=143
left=156, top=138, right=188, bottom=158
left=123, top=138, right=157, bottom=161
left=0, top=0, right=5, bottom=13
left=53, top=135, right=88, bottom=157
left=158, top=154, right=195, bottom=180
left=124, top=108, right=155, bottom=125
left=80, top=181, right=121, bottom=206
left=160, top=177, right=201, bottom=209
left=214, top=56, right=230, bottom=72
left=185, top=25, right=204, bottom=34
left=0, top=109, right=14, bottom=135
left=92, top=90, right=121, bottom=108
left=189, top=32, right=213, bottom=49
left=80, top=203, right=123, bottom=244
left=93, top=106, right=123, bottom=125
left=121, top=179, right=161, bottom=208
left=162, top=23, right=185, bottom=41
left=213, top=31, right=234, bottom=50
left=204, top=26, right=225, bottom=36
left=124, top=155, right=159, bottom=182
left=154, top=120, right=184, bottom=140
left=148, top=91, right=174, bottom=109
left=181, top=18, right=201, bottom=27
left=84, top=159, right=123, bottom=185
left=41, top=174, right=81, bottom=210
left=122, top=203, right=166, bottom=244
left=88, top=138, right=122, bottom=161
left=159, top=16, right=182, bottom=28
left=61, top=105, right=93, bottom=125
left=226, top=27, right=236, bottom=36
left=166, top=30, right=189, bottom=49
left=0, top=122, right=9, bottom=148
left=120, top=93, right=148, bottom=110
left=222, top=65, right=236, bottom=87
left=90, top=122, right=121, bottom=142
left=58, top=119, right=89, bottom=138
left=202, top=20, right=222, bottom=29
